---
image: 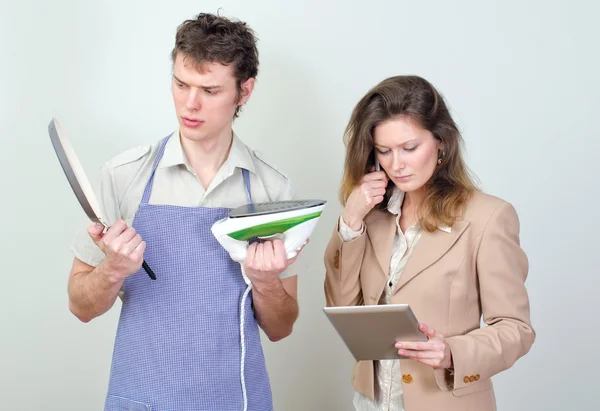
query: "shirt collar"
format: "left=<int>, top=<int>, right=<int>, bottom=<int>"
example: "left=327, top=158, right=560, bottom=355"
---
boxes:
left=387, top=187, right=452, bottom=233
left=157, top=131, right=187, bottom=170
left=158, top=130, right=256, bottom=175
left=227, top=132, right=256, bottom=175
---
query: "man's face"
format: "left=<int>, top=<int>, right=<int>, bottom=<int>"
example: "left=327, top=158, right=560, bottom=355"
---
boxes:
left=171, top=53, right=254, bottom=142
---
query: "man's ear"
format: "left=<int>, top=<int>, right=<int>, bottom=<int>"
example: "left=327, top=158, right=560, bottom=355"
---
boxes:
left=238, top=77, right=255, bottom=106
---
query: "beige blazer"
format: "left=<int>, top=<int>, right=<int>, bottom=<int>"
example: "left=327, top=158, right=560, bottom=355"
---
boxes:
left=324, top=191, right=535, bottom=411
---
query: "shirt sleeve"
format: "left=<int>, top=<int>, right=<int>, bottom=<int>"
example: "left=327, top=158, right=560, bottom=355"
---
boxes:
left=70, top=163, right=121, bottom=267
left=338, top=215, right=365, bottom=241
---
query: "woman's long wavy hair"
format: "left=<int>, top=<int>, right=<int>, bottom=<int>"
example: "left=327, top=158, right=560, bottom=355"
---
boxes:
left=339, top=75, right=479, bottom=232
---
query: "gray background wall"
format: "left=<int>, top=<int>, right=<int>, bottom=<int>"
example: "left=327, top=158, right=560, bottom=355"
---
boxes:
left=1, top=1, right=598, bottom=409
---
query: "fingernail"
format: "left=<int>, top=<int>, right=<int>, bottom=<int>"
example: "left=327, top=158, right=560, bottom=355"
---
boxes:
left=395, top=343, right=403, bottom=348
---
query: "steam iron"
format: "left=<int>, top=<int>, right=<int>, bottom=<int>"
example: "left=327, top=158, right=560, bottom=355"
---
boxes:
left=211, top=199, right=327, bottom=263
left=211, top=199, right=326, bottom=411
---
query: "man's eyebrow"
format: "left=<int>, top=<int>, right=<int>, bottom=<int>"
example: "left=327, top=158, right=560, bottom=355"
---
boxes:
left=172, top=74, right=222, bottom=90
left=172, top=74, right=187, bottom=85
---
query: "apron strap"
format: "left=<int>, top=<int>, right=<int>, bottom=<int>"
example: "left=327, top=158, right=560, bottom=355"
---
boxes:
left=140, top=133, right=172, bottom=205
left=242, top=168, right=253, bottom=204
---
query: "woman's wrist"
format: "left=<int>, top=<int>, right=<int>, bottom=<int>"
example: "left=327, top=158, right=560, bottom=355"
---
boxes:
left=341, top=211, right=363, bottom=231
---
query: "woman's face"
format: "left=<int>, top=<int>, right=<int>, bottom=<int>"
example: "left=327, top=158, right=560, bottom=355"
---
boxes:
left=373, top=116, right=441, bottom=194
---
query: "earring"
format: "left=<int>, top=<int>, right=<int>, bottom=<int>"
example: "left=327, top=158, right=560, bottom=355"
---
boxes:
left=437, top=150, right=445, bottom=165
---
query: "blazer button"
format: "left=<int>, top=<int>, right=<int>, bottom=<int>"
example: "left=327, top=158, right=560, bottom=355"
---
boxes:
left=334, top=250, right=340, bottom=269
left=474, top=374, right=480, bottom=381
left=469, top=376, right=475, bottom=383
left=463, top=376, right=470, bottom=384
left=402, top=374, right=413, bottom=384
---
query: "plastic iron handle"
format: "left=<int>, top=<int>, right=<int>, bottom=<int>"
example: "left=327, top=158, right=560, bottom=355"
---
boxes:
left=214, top=227, right=311, bottom=263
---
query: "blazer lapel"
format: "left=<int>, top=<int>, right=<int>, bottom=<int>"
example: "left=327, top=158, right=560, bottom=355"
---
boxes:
left=365, top=210, right=397, bottom=280
left=395, top=220, right=470, bottom=291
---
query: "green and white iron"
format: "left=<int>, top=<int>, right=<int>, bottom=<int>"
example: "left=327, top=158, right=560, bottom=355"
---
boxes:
left=211, top=199, right=327, bottom=263
left=211, top=199, right=326, bottom=411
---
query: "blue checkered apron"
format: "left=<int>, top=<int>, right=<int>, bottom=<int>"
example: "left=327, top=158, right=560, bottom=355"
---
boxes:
left=104, top=135, right=273, bottom=411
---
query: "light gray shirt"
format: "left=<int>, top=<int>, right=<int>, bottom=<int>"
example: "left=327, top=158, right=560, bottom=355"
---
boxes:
left=71, top=130, right=300, bottom=279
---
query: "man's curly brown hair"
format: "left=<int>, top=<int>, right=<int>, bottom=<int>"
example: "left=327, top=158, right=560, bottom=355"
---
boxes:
left=171, top=13, right=259, bottom=118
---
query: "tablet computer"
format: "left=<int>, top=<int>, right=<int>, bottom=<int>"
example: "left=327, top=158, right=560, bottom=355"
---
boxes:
left=323, top=304, right=427, bottom=361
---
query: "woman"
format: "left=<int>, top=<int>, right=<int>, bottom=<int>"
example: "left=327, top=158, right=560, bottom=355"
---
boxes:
left=324, top=75, right=535, bottom=411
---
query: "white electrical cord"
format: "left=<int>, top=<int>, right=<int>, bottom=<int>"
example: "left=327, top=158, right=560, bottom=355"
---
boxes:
left=239, top=265, right=252, bottom=411
left=236, top=237, right=304, bottom=411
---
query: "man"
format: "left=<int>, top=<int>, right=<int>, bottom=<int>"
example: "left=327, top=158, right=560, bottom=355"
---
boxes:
left=68, top=13, right=302, bottom=411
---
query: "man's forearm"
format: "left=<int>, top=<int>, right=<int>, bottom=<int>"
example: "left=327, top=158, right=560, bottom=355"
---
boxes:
left=251, top=278, right=298, bottom=342
left=68, top=263, right=123, bottom=323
